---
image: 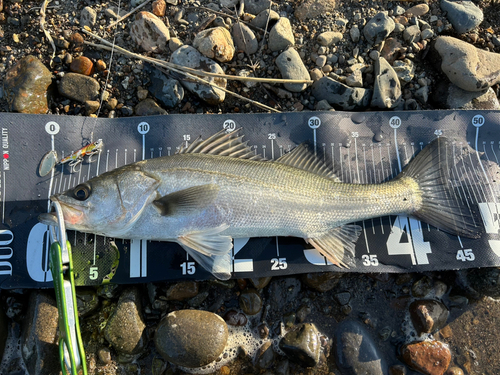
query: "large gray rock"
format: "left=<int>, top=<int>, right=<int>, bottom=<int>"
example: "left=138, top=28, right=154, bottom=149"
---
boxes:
left=433, top=36, right=500, bottom=91
left=371, top=57, right=402, bottom=109
left=312, top=76, right=372, bottom=110
left=269, top=18, right=295, bottom=52
left=440, top=0, right=483, bottom=34
left=155, top=310, right=228, bottom=368
left=104, top=288, right=146, bottom=356
left=432, top=82, right=500, bottom=109
left=4, top=55, right=52, bottom=114
left=130, top=11, right=170, bottom=52
left=22, top=292, right=60, bottom=375
left=58, top=72, right=100, bottom=102
left=231, top=23, right=259, bottom=55
left=244, top=0, right=272, bottom=15
left=170, top=45, right=226, bottom=104
left=148, top=69, right=184, bottom=108
left=193, top=27, right=235, bottom=63
left=251, top=9, right=280, bottom=29
left=279, top=323, right=322, bottom=367
left=275, top=48, right=310, bottom=92
left=363, top=12, right=395, bottom=45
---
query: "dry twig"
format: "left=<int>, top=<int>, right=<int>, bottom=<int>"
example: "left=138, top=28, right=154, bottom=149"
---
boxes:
left=39, top=0, right=56, bottom=67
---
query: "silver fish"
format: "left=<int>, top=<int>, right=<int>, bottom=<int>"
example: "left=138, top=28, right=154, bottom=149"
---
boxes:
left=39, top=129, right=483, bottom=279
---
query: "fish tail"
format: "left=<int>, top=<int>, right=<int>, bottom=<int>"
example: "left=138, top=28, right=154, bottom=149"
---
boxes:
left=400, top=137, right=483, bottom=238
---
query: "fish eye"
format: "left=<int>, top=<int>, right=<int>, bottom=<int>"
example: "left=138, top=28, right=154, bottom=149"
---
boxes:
left=73, top=184, right=92, bottom=201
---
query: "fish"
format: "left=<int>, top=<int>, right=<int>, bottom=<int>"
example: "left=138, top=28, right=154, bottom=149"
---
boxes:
left=39, top=129, right=483, bottom=280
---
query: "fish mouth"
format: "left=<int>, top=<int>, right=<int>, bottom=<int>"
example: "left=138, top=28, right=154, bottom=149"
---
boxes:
left=37, top=195, right=85, bottom=227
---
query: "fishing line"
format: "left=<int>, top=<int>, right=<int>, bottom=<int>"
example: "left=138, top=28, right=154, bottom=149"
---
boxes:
left=89, top=0, right=121, bottom=143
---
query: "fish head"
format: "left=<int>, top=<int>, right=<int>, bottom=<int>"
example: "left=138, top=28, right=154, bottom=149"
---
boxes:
left=39, top=165, right=160, bottom=236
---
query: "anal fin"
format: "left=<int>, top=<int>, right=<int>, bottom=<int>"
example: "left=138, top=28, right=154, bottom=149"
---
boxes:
left=306, top=224, right=361, bottom=268
left=177, top=224, right=233, bottom=280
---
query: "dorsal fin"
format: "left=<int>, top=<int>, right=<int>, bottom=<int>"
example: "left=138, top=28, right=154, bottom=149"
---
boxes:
left=276, top=144, right=340, bottom=181
left=177, top=128, right=264, bottom=161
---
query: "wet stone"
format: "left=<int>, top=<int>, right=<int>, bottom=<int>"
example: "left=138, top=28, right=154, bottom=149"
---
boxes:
left=402, top=340, right=451, bottom=375
left=334, top=320, right=388, bottom=375
left=301, top=272, right=342, bottom=292
left=147, top=69, right=184, bottom=108
left=98, top=347, right=112, bottom=365
left=239, top=288, right=262, bottom=315
left=390, top=364, right=407, bottom=375
left=154, top=309, right=228, bottom=368
left=170, top=45, right=226, bottom=104
left=311, top=76, right=372, bottom=110
left=275, top=47, right=310, bottom=92
left=193, top=27, right=235, bottom=63
left=4, top=55, right=52, bottom=114
left=224, top=310, right=248, bottom=326
left=409, top=300, right=449, bottom=335
left=76, top=288, right=99, bottom=317
left=130, top=11, right=170, bottom=52
left=21, top=292, right=60, bottom=375
left=371, top=56, right=402, bottom=109
left=465, top=267, right=500, bottom=298
left=269, top=18, right=295, bottom=52
left=104, top=287, right=146, bottom=356
left=134, top=98, right=167, bottom=116
left=256, top=341, right=275, bottom=369
left=165, top=280, right=199, bottom=301
left=433, top=36, right=500, bottom=92
left=231, top=23, right=258, bottom=55
left=412, top=276, right=434, bottom=297
left=58, top=72, right=100, bottom=102
left=269, top=277, right=302, bottom=313
left=364, top=12, right=395, bottom=45
left=440, top=0, right=483, bottom=34
left=249, top=276, right=272, bottom=290
left=279, top=323, right=322, bottom=367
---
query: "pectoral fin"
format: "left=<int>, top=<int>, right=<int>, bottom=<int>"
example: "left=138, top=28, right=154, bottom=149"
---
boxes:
left=177, top=224, right=233, bottom=280
left=153, top=184, right=219, bottom=216
left=306, top=224, right=361, bottom=268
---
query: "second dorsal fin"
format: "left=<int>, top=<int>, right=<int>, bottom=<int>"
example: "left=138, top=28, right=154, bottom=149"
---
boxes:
left=276, top=144, right=340, bottom=181
left=177, top=128, right=263, bottom=161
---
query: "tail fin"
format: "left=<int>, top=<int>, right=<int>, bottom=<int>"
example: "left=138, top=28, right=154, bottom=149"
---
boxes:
left=400, top=137, right=483, bottom=239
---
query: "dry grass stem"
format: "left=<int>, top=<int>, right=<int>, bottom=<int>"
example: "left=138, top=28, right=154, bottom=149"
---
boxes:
left=83, top=30, right=312, bottom=85
left=108, top=0, right=153, bottom=29
left=83, top=35, right=281, bottom=113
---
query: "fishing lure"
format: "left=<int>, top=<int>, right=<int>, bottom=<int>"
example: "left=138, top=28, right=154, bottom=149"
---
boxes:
left=58, top=139, right=104, bottom=168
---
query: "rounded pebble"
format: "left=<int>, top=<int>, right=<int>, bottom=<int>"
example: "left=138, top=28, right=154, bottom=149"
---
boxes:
left=154, top=310, right=228, bottom=368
